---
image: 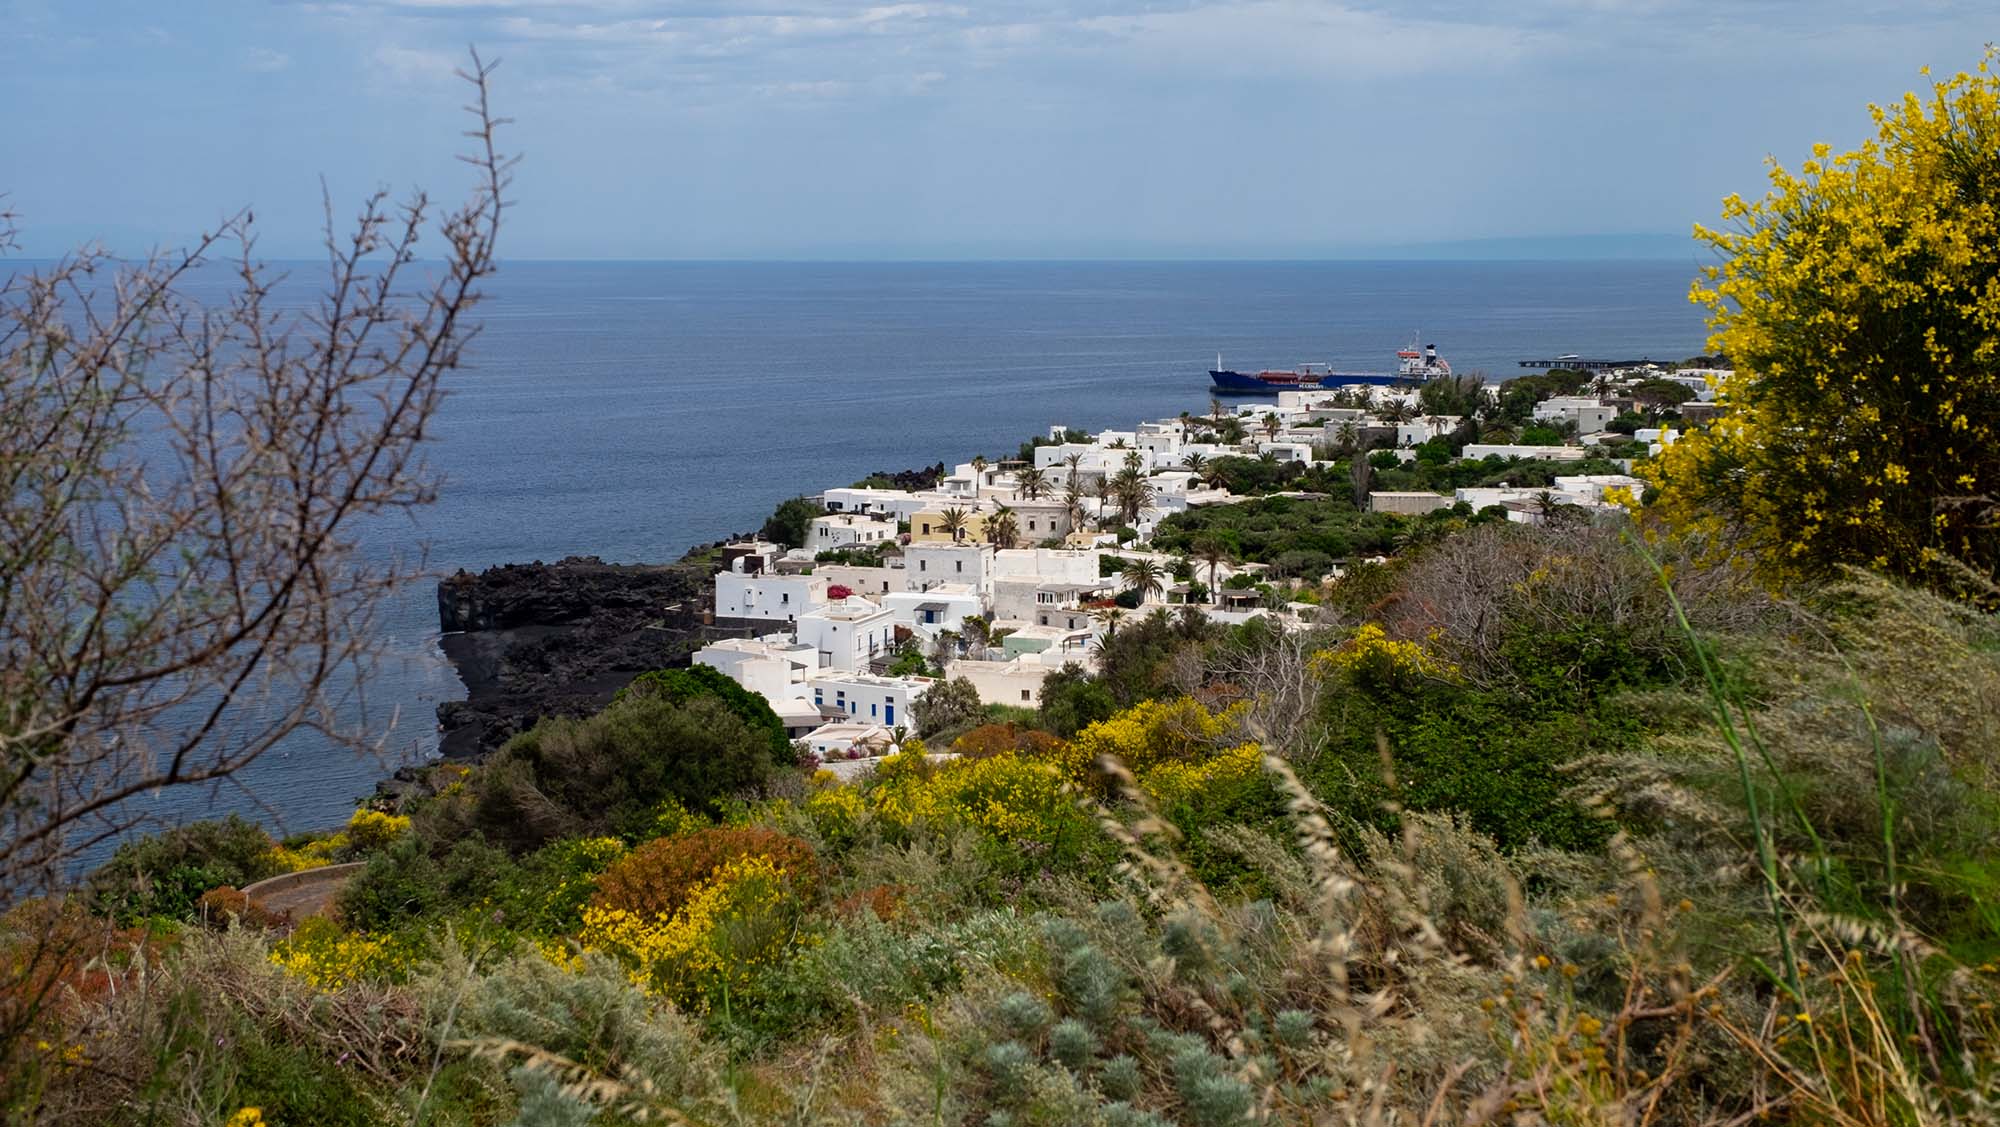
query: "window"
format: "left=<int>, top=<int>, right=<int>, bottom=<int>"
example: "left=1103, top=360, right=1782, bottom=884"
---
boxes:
left=781, top=593, right=789, bottom=604
left=1021, top=690, right=1032, bottom=701
left=919, top=560, right=928, bottom=572
left=954, top=561, right=963, bottom=573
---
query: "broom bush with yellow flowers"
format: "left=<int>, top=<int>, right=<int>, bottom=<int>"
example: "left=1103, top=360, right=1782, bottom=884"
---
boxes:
left=1647, top=52, right=2000, bottom=593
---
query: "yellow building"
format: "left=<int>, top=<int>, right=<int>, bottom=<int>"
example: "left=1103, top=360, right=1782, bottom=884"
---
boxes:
left=910, top=506, right=988, bottom=544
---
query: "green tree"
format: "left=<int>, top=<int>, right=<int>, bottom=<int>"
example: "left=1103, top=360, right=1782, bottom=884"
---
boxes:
left=761, top=497, right=824, bottom=549
left=912, top=676, right=984, bottom=737
left=621, top=664, right=795, bottom=765
left=1038, top=663, right=1116, bottom=737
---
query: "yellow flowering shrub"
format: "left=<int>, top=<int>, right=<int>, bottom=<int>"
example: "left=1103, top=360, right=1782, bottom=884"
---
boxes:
left=580, top=854, right=798, bottom=1006
left=861, top=749, right=1105, bottom=873
left=1648, top=54, right=2000, bottom=588
left=1140, top=742, right=1265, bottom=806
left=804, top=780, right=867, bottom=848
left=341, top=808, right=411, bottom=852
left=1063, top=697, right=1249, bottom=780
left=265, top=807, right=411, bottom=871
left=1312, top=623, right=1455, bottom=689
left=269, top=917, right=415, bottom=987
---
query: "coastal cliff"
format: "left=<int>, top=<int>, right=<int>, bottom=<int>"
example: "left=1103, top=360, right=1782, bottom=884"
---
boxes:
left=429, top=553, right=748, bottom=761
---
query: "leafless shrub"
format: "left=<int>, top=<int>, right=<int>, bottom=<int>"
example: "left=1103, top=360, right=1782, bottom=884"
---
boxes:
left=0, top=50, right=511, bottom=1056
left=1383, top=521, right=1775, bottom=690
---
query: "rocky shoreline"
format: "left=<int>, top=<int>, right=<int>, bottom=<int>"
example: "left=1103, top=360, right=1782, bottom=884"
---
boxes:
left=379, top=472, right=934, bottom=801
left=386, top=549, right=756, bottom=803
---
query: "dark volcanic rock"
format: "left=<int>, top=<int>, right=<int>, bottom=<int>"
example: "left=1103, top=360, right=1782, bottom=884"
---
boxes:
left=857, top=463, right=946, bottom=491
left=430, top=553, right=753, bottom=760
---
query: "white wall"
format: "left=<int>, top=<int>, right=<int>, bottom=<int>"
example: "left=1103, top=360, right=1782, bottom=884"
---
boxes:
left=905, top=543, right=993, bottom=595
left=795, top=600, right=898, bottom=670
left=816, top=563, right=906, bottom=597
left=715, top=573, right=827, bottom=621
left=807, top=673, right=929, bottom=727
left=992, top=547, right=1100, bottom=585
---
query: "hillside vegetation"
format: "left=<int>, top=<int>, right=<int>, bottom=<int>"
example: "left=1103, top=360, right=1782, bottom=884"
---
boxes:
left=8, top=54, right=2000, bottom=1127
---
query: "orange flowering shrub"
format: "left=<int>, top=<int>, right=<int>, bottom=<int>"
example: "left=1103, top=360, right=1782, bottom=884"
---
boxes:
left=592, top=826, right=818, bottom=921
left=951, top=722, right=1063, bottom=761
left=193, top=886, right=283, bottom=930
left=835, top=883, right=907, bottom=921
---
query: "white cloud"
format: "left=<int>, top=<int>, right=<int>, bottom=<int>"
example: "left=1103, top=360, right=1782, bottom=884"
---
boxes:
left=1075, top=1, right=1547, bottom=78
left=370, top=44, right=460, bottom=84
left=244, top=46, right=294, bottom=72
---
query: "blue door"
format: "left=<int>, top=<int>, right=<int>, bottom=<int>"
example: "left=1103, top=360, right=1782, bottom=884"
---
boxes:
left=884, top=704, right=895, bottom=725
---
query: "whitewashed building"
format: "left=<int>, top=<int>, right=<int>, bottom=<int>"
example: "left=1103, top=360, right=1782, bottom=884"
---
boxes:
left=809, top=513, right=896, bottom=551
left=715, top=571, right=828, bottom=622
left=905, top=542, right=994, bottom=596
left=807, top=671, right=931, bottom=729
left=795, top=597, right=898, bottom=671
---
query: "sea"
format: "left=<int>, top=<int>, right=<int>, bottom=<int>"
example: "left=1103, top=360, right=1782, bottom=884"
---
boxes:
left=69, top=258, right=1711, bottom=855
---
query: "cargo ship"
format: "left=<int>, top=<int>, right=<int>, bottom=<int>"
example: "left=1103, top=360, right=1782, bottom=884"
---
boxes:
left=1209, top=339, right=1453, bottom=393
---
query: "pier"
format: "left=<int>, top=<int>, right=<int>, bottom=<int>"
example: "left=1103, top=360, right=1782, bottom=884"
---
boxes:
left=1517, top=357, right=1660, bottom=371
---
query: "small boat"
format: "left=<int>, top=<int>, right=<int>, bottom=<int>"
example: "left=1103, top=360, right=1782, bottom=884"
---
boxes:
left=1209, top=339, right=1452, bottom=393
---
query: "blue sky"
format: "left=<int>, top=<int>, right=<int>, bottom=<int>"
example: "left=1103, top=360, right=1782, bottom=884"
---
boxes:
left=2, top=1, right=1987, bottom=259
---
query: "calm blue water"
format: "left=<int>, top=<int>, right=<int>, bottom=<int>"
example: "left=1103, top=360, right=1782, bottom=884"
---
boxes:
left=91, top=259, right=1710, bottom=847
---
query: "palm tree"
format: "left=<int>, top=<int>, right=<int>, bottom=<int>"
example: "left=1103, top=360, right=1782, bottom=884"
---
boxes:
left=1108, top=438, right=1129, bottom=450
left=1332, top=419, right=1361, bottom=457
left=1534, top=491, right=1582, bottom=526
left=1063, top=483, right=1088, bottom=534
left=1481, top=420, right=1518, bottom=443
left=1262, top=412, right=1281, bottom=442
left=1062, top=451, right=1087, bottom=491
left=1097, top=607, right=1126, bottom=640
left=971, top=454, right=988, bottom=477
left=1123, top=449, right=1143, bottom=471
left=938, top=506, right=971, bottom=543
left=1109, top=467, right=1154, bottom=525
left=1119, top=556, right=1165, bottom=604
left=1209, top=396, right=1224, bottom=424
left=985, top=505, right=1020, bottom=550
left=1193, top=538, right=1229, bottom=603
left=1014, top=465, right=1047, bottom=501
left=1182, top=451, right=1208, bottom=477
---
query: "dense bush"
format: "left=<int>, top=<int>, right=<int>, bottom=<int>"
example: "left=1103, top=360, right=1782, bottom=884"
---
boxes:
left=1152, top=495, right=1401, bottom=564
left=592, top=826, right=818, bottom=922
left=1648, top=60, right=2000, bottom=590
left=1037, top=662, right=1117, bottom=737
left=911, top=675, right=982, bottom=737
left=621, top=663, right=796, bottom=765
left=419, top=693, right=780, bottom=852
left=759, top=496, right=824, bottom=548
left=88, top=816, right=283, bottom=923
